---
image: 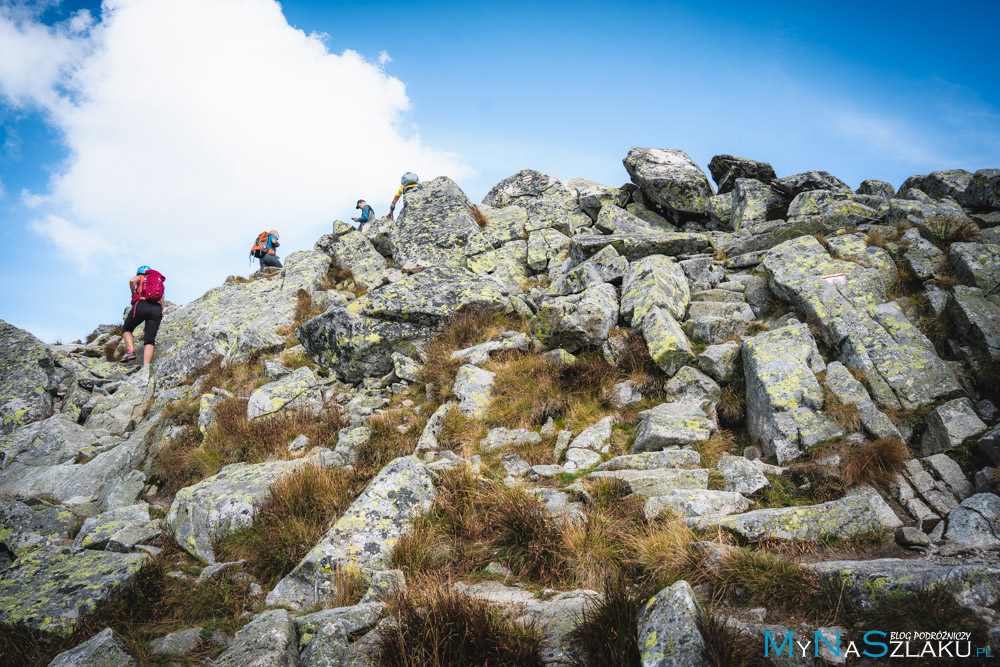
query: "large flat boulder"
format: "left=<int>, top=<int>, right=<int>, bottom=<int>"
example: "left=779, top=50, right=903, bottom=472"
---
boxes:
left=530, top=282, right=619, bottom=352
left=708, top=154, right=776, bottom=195
left=948, top=285, right=1000, bottom=361
left=570, top=232, right=711, bottom=264
left=620, top=255, right=690, bottom=326
left=687, top=486, right=901, bottom=541
left=266, top=457, right=435, bottom=611
left=0, top=546, right=149, bottom=638
left=762, top=235, right=959, bottom=410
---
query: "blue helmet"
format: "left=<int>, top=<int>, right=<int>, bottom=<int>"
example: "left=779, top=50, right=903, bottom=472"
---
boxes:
left=136, top=265, right=151, bottom=275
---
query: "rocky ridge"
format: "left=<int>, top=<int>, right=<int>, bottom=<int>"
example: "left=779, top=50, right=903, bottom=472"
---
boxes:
left=1, top=151, right=999, bottom=665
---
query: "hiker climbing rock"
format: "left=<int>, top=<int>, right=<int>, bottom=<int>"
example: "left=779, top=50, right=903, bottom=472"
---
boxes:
left=121, top=265, right=165, bottom=365
left=250, top=230, right=282, bottom=270
left=352, top=199, right=375, bottom=225
left=387, top=172, right=420, bottom=220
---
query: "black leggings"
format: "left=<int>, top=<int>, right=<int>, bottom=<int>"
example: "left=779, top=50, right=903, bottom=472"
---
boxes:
left=123, top=300, right=163, bottom=346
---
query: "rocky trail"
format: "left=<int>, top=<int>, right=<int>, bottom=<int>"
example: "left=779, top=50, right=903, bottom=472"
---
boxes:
left=2, top=149, right=1000, bottom=665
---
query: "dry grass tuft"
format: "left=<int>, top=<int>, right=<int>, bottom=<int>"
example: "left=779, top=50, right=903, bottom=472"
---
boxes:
left=699, top=611, right=770, bottom=667
left=216, top=464, right=354, bottom=586
left=714, top=549, right=818, bottom=609
left=865, top=229, right=888, bottom=248
left=824, top=395, right=862, bottom=432
left=842, top=438, right=908, bottom=488
left=694, top=429, right=737, bottom=467
left=568, top=572, right=660, bottom=667
left=921, top=215, right=981, bottom=247
left=470, top=205, right=490, bottom=229
left=376, top=583, right=544, bottom=667
left=631, top=522, right=701, bottom=586
left=717, top=383, right=746, bottom=428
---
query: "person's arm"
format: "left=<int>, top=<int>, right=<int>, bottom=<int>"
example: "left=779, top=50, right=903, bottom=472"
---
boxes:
left=129, top=274, right=142, bottom=296
left=270, top=235, right=280, bottom=248
left=388, top=190, right=401, bottom=219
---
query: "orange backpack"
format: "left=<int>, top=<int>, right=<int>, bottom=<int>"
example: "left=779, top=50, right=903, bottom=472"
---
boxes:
left=250, top=231, right=275, bottom=258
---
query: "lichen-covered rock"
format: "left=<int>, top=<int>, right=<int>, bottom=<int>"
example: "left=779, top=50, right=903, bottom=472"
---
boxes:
left=323, top=226, right=389, bottom=290
left=950, top=242, right=1000, bottom=290
left=857, top=179, right=896, bottom=200
left=0, top=413, right=170, bottom=510
left=771, top=170, right=851, bottom=198
left=0, top=545, right=149, bottom=637
left=391, top=176, right=492, bottom=269
left=645, top=489, right=750, bottom=519
left=297, top=266, right=508, bottom=382
left=887, top=188, right=970, bottom=226
left=823, top=362, right=901, bottom=441
left=213, top=609, right=298, bottom=667
left=483, top=168, right=569, bottom=209
left=943, top=493, right=1000, bottom=547
left=949, top=285, right=1000, bottom=361
left=527, top=228, right=571, bottom=272
left=897, top=169, right=974, bottom=203
left=564, top=177, right=621, bottom=220
left=594, top=204, right=656, bottom=235
left=597, top=450, right=701, bottom=471
left=221, top=326, right=286, bottom=368
left=763, top=235, right=959, bottom=410
left=641, top=307, right=694, bottom=377
left=266, top=457, right=435, bottom=611
left=901, top=227, right=946, bottom=281
left=450, top=332, right=530, bottom=367
left=530, top=282, right=619, bottom=352
left=636, top=580, right=709, bottom=667
left=85, top=367, right=156, bottom=437
left=453, top=364, right=495, bottom=419
left=549, top=245, right=628, bottom=297
left=808, top=558, right=1000, bottom=611
left=620, top=255, right=690, bottom=326
left=825, top=233, right=897, bottom=288
left=0, top=495, right=77, bottom=557
left=968, top=168, right=1000, bottom=210
left=708, top=154, right=776, bottom=195
left=729, top=178, right=787, bottom=230
left=786, top=189, right=881, bottom=225
left=921, top=398, right=988, bottom=457
left=716, top=456, right=769, bottom=495
left=590, top=468, right=709, bottom=497
left=0, top=415, right=97, bottom=470
left=627, top=202, right=677, bottom=231
left=696, top=342, right=740, bottom=383
left=0, top=320, right=56, bottom=435
left=623, top=147, right=714, bottom=217
left=570, top=232, right=711, bottom=263
left=148, top=627, right=205, bottom=656
left=742, top=323, right=841, bottom=463
left=687, top=486, right=901, bottom=541
left=48, top=628, right=137, bottom=666
left=246, top=366, right=325, bottom=421
left=479, top=427, right=541, bottom=453
left=152, top=250, right=331, bottom=388
left=73, top=503, right=160, bottom=552
left=632, top=401, right=714, bottom=453
left=167, top=457, right=319, bottom=562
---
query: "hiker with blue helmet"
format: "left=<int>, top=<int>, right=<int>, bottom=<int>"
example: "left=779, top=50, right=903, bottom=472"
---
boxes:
left=121, top=265, right=165, bottom=365
left=387, top=172, right=420, bottom=220
left=352, top=199, right=375, bottom=225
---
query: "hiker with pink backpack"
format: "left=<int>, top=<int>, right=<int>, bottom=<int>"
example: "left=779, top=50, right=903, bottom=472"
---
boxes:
left=121, top=265, right=165, bottom=365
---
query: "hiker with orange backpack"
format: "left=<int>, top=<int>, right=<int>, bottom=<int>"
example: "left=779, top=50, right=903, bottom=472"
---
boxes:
left=387, top=172, right=420, bottom=220
left=250, top=230, right=282, bottom=271
left=121, top=266, right=165, bottom=365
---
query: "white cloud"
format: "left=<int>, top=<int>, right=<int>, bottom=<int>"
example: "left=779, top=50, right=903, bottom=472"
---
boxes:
left=20, top=188, right=45, bottom=208
left=379, top=50, right=392, bottom=67
left=1, top=0, right=467, bottom=304
left=0, top=178, right=5, bottom=200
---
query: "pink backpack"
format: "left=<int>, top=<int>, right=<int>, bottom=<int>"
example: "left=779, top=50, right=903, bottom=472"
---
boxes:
left=138, top=270, right=165, bottom=302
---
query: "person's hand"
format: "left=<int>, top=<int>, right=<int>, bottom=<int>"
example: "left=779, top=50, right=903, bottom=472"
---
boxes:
left=352, top=217, right=358, bottom=222
left=387, top=212, right=393, bottom=220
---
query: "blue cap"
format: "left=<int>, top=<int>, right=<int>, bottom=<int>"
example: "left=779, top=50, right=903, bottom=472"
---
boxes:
left=136, top=265, right=151, bottom=275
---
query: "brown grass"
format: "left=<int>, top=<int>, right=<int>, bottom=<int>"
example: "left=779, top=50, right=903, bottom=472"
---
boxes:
left=865, top=229, right=888, bottom=248
left=317, top=263, right=366, bottom=297
left=713, top=549, right=818, bottom=610
left=718, top=383, right=746, bottom=428
left=693, top=429, right=737, bottom=467
left=699, top=611, right=770, bottom=667
left=824, top=395, right=861, bottom=432
left=470, top=205, right=490, bottom=229
left=921, top=215, right=981, bottom=248
left=375, top=583, right=544, bottom=667
left=568, top=572, right=660, bottom=667
left=842, top=438, right=908, bottom=488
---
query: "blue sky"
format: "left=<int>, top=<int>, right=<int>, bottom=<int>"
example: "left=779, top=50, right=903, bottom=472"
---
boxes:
left=2, top=0, right=999, bottom=343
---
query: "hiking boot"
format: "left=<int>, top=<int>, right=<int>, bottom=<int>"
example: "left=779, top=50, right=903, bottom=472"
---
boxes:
left=120, top=350, right=137, bottom=363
